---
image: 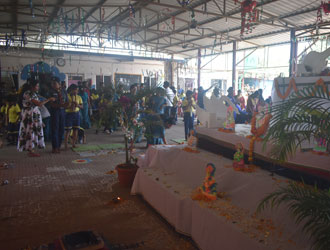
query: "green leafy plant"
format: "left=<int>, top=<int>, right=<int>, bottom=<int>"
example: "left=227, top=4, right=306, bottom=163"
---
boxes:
left=258, top=85, right=330, bottom=249
left=117, top=86, right=161, bottom=165
left=257, top=182, right=330, bottom=250
left=264, top=86, right=330, bottom=162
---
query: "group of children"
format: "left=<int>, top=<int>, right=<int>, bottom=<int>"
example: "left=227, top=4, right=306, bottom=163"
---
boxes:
left=0, top=94, right=21, bottom=146
left=0, top=77, right=93, bottom=156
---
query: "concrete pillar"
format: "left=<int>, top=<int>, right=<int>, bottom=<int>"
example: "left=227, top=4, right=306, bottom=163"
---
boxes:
left=197, top=48, right=201, bottom=88
left=289, top=29, right=298, bottom=77
left=232, top=41, right=237, bottom=94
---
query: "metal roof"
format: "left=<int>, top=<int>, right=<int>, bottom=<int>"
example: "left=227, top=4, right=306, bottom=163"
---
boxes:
left=0, top=0, right=329, bottom=59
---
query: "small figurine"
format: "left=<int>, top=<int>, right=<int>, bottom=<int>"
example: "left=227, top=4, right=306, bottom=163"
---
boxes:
left=313, top=127, right=328, bottom=154
left=184, top=130, right=200, bottom=153
left=223, top=105, right=235, bottom=131
left=233, top=142, right=245, bottom=170
left=192, top=163, right=217, bottom=201
left=187, top=130, right=198, bottom=150
left=313, top=136, right=327, bottom=154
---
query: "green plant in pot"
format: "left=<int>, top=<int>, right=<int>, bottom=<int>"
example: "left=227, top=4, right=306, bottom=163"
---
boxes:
left=115, top=86, right=156, bottom=187
left=258, top=86, right=330, bottom=249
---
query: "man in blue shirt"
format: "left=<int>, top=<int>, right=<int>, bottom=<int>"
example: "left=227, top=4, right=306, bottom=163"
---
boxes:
left=49, top=77, right=68, bottom=153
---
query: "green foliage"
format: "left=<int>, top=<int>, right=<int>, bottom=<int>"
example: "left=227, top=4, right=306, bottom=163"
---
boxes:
left=264, top=86, right=330, bottom=162
left=257, top=182, right=330, bottom=250
left=259, top=86, right=330, bottom=249
left=95, top=83, right=166, bottom=164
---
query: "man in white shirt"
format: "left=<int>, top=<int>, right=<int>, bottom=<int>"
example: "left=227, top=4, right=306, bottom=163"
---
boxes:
left=163, top=81, right=174, bottom=118
left=163, top=81, right=174, bottom=106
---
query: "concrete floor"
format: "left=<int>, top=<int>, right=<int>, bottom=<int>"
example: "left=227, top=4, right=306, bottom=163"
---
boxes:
left=0, top=119, right=197, bottom=250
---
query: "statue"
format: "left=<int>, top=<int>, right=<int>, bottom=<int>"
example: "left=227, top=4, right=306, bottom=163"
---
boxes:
left=223, top=105, right=235, bottom=131
left=297, top=47, right=330, bottom=76
left=233, top=142, right=245, bottom=170
left=192, top=163, right=217, bottom=201
left=196, top=95, right=238, bottom=128
left=187, top=130, right=198, bottom=150
left=184, top=130, right=199, bottom=153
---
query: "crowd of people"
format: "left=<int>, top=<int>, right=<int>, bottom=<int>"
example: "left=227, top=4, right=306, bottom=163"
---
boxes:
left=0, top=77, right=94, bottom=156
left=0, top=77, right=271, bottom=156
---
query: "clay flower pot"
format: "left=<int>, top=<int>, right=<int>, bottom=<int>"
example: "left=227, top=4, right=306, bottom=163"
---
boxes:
left=116, top=163, right=138, bottom=187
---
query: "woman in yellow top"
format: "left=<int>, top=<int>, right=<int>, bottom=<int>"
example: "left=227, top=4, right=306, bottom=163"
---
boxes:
left=182, top=90, right=196, bottom=140
left=64, top=84, right=83, bottom=149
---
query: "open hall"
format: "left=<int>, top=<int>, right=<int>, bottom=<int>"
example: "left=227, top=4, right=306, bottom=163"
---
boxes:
left=0, top=0, right=329, bottom=250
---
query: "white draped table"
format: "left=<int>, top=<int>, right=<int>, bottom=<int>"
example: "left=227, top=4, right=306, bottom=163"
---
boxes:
left=131, top=145, right=312, bottom=250
left=197, top=126, right=330, bottom=179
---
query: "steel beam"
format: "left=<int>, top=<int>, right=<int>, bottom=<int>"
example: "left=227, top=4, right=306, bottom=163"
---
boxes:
left=98, top=0, right=154, bottom=34
left=47, top=0, right=66, bottom=28
left=159, top=1, right=318, bottom=51
left=70, top=0, right=107, bottom=34
left=11, top=0, right=18, bottom=34
left=144, top=0, right=278, bottom=46
left=122, top=0, right=212, bottom=39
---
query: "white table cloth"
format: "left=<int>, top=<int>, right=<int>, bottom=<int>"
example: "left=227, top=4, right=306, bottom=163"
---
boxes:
left=132, top=145, right=312, bottom=250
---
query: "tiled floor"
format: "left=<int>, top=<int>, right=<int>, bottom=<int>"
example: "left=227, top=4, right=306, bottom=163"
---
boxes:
left=0, top=119, right=196, bottom=250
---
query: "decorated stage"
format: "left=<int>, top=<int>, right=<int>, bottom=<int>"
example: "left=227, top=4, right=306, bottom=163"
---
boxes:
left=196, top=125, right=330, bottom=182
left=132, top=145, right=312, bottom=250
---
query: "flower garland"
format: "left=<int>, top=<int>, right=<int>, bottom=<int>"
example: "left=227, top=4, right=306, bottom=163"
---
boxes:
left=218, top=128, right=235, bottom=133
left=274, top=78, right=298, bottom=100
left=247, top=111, right=272, bottom=163
left=183, top=147, right=200, bottom=153
left=275, top=78, right=330, bottom=100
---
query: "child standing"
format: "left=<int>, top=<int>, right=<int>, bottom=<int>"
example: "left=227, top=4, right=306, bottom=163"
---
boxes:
left=182, top=90, right=196, bottom=140
left=65, top=84, right=82, bottom=149
left=6, top=95, right=21, bottom=145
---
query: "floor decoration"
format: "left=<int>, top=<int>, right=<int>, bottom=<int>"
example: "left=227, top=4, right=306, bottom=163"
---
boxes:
left=171, top=138, right=186, bottom=144
left=21, top=230, right=145, bottom=250
left=72, top=144, right=125, bottom=156
left=105, top=170, right=117, bottom=175
left=98, top=143, right=125, bottom=150
left=72, top=158, right=92, bottom=164
left=72, top=145, right=100, bottom=152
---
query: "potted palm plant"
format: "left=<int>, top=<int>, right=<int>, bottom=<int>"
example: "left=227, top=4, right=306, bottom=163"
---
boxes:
left=258, top=86, right=330, bottom=250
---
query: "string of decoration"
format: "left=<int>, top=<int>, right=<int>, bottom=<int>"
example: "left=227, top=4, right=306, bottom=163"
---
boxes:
left=29, top=0, right=35, bottom=18
left=42, top=0, right=47, bottom=16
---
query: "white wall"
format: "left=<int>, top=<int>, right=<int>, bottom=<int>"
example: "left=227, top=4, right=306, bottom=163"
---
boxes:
left=0, top=49, right=165, bottom=87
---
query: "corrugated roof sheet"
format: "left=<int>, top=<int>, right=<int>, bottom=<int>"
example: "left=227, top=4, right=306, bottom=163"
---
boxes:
left=0, top=0, right=328, bottom=58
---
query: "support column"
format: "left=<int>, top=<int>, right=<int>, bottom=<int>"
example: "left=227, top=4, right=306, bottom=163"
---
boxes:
left=197, top=48, right=201, bottom=88
left=232, top=41, right=237, bottom=94
left=289, top=29, right=298, bottom=77
left=170, top=54, right=174, bottom=85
